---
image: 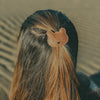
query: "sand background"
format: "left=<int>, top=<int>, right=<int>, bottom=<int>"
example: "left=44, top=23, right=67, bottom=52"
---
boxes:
left=0, top=0, right=100, bottom=100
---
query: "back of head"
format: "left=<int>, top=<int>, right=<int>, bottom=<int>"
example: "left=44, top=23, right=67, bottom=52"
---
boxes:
left=10, top=9, right=79, bottom=100
left=19, top=9, right=78, bottom=67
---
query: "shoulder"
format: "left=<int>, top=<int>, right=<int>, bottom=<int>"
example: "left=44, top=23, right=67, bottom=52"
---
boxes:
left=76, top=72, right=100, bottom=100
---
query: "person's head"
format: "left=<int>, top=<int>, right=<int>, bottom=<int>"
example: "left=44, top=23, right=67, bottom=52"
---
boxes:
left=10, top=9, right=79, bottom=100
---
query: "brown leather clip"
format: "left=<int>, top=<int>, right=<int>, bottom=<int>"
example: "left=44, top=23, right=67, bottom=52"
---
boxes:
left=46, top=28, right=69, bottom=47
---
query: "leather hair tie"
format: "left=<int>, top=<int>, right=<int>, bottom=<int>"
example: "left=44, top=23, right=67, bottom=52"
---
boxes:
left=46, top=28, right=69, bottom=47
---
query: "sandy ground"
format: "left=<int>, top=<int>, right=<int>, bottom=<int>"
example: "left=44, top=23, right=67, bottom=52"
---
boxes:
left=0, top=0, right=100, bottom=100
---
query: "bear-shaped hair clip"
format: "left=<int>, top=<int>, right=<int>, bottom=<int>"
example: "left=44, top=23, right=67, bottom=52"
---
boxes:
left=46, top=28, right=69, bottom=47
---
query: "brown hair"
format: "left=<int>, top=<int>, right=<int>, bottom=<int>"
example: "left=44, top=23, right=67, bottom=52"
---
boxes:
left=10, top=9, right=80, bottom=100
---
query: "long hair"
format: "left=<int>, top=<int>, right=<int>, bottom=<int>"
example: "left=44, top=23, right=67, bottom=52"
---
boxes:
left=10, top=9, right=80, bottom=100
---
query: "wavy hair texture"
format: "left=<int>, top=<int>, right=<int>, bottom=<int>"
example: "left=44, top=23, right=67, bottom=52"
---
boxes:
left=10, top=9, right=80, bottom=100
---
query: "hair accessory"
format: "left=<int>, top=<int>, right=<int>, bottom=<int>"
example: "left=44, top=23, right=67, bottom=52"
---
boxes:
left=46, top=28, right=69, bottom=47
